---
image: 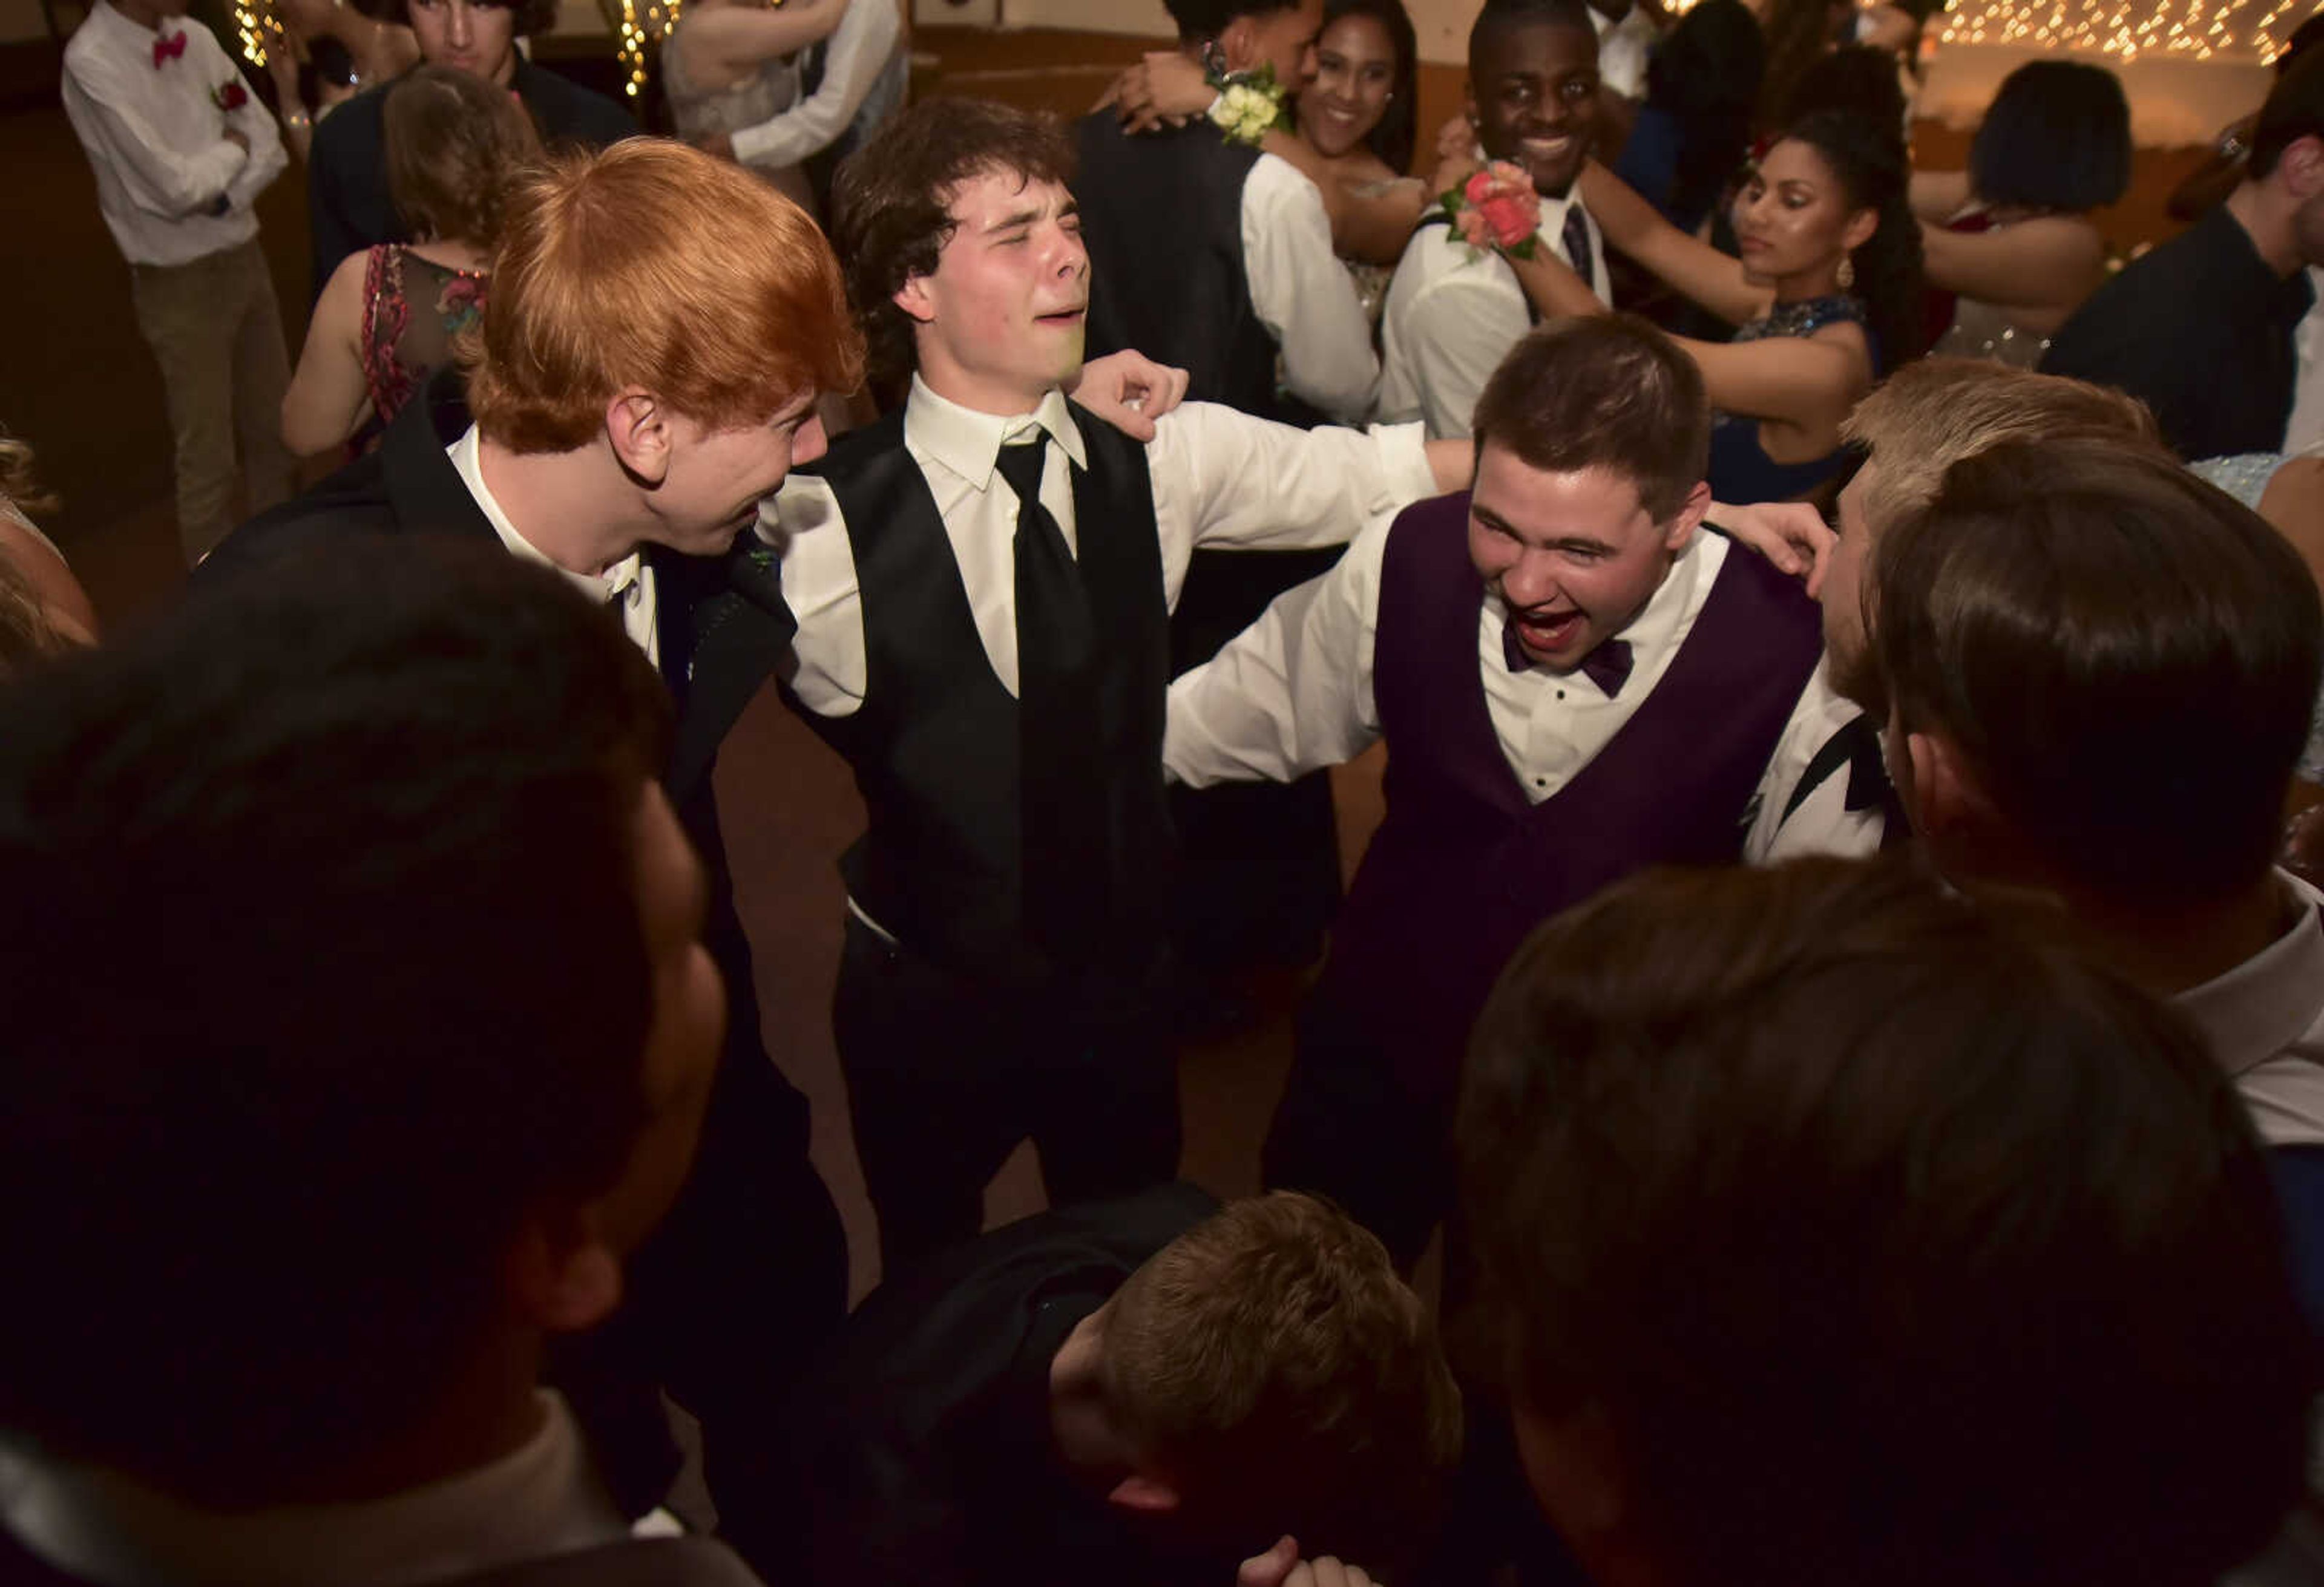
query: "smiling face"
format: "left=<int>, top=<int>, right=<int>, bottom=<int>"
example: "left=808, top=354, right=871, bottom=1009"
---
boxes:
left=406, top=0, right=517, bottom=84
left=644, top=390, right=827, bottom=555
left=1730, top=137, right=1873, bottom=290
left=1468, top=445, right=1696, bottom=671
left=897, top=166, right=1090, bottom=415
left=1468, top=17, right=1603, bottom=198
left=1302, top=11, right=1399, bottom=160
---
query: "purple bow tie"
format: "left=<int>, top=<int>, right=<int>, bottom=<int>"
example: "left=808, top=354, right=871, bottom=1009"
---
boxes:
left=1502, top=613, right=1633, bottom=697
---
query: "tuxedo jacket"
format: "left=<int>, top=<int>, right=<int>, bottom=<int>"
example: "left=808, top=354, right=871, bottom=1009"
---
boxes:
left=206, top=371, right=832, bottom=1516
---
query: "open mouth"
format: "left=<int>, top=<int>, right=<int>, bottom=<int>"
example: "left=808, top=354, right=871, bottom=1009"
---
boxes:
left=1514, top=609, right=1584, bottom=656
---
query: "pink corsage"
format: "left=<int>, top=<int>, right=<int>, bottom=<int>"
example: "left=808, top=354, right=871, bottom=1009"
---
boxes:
left=1438, top=162, right=1541, bottom=261
left=212, top=78, right=248, bottom=111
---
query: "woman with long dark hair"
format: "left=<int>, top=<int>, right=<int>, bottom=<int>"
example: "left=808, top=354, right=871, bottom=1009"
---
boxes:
left=1514, top=109, right=1923, bottom=502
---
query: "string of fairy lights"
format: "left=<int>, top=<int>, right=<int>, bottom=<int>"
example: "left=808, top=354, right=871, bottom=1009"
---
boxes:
left=1929, top=0, right=2309, bottom=62
left=226, top=0, right=717, bottom=94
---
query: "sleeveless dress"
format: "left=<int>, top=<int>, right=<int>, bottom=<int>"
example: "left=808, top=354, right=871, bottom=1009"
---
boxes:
left=2191, top=451, right=2324, bottom=782
left=357, top=245, right=487, bottom=451
left=1706, top=293, right=1872, bottom=504
left=1928, top=205, right=2065, bottom=369
left=1341, top=175, right=1425, bottom=330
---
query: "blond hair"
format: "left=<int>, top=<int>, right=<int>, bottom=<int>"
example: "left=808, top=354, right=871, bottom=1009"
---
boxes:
left=1839, top=358, right=2157, bottom=532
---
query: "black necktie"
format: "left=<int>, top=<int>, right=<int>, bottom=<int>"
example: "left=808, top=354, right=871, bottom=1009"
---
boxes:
left=997, top=438, right=1106, bottom=961
left=1561, top=205, right=1596, bottom=296
left=1503, top=612, right=1632, bottom=696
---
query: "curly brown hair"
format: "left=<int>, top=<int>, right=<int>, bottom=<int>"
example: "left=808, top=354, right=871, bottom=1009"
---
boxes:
left=383, top=65, right=540, bottom=248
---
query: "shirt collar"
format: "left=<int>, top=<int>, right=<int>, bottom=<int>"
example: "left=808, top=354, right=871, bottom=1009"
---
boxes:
left=446, top=424, right=642, bottom=604
left=2177, top=870, right=2324, bottom=1080
left=93, top=0, right=162, bottom=50
left=0, top=1392, right=628, bottom=1587
left=904, top=375, right=1088, bottom=492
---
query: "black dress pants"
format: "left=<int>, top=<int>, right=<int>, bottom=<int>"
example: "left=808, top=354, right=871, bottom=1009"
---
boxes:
left=833, top=915, right=1183, bottom=1276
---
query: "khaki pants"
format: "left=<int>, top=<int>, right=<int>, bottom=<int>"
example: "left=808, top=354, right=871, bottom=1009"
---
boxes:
left=129, top=236, right=296, bottom=566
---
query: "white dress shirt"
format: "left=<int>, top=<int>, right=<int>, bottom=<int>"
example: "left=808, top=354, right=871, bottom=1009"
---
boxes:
left=1376, top=194, right=1610, bottom=439
left=2282, top=266, right=2324, bottom=456
left=2178, top=869, right=2324, bottom=1151
left=0, top=1392, right=638, bottom=1587
left=763, top=376, right=1436, bottom=719
left=449, top=425, right=660, bottom=666
left=1163, top=505, right=1725, bottom=797
left=60, top=0, right=286, bottom=267
left=728, top=0, right=901, bottom=171
left=1741, top=658, right=1888, bottom=863
left=1242, top=153, right=1381, bottom=423
left=1590, top=1, right=1661, bottom=100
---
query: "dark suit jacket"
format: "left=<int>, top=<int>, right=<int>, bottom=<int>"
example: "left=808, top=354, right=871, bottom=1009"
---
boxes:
left=305, top=59, right=635, bottom=301
left=207, top=371, right=840, bottom=1518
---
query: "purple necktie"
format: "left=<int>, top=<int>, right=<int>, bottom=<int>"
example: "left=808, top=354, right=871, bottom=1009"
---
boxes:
left=1503, top=613, right=1633, bottom=697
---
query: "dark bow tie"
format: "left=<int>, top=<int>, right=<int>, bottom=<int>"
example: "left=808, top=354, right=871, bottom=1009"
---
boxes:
left=152, top=30, right=186, bottom=66
left=1503, top=613, right=1633, bottom=697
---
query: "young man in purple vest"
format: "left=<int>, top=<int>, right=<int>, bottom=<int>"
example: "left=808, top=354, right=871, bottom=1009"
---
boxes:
left=763, top=97, right=1469, bottom=1275
left=1167, top=315, right=1825, bottom=1263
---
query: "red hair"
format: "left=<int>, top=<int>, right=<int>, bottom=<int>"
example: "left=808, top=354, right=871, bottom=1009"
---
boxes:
left=465, top=140, right=862, bottom=453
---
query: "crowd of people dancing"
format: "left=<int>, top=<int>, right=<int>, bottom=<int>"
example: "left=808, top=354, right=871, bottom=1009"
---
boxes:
left=13, top=0, right=2324, bottom=1582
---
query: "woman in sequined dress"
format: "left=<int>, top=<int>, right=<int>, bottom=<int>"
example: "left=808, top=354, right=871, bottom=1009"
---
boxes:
left=1912, top=60, right=2127, bottom=368
left=1511, top=109, right=1924, bottom=503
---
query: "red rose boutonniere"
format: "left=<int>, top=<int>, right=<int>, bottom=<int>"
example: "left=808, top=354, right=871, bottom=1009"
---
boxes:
left=1438, top=162, right=1543, bottom=261
left=212, top=78, right=248, bottom=111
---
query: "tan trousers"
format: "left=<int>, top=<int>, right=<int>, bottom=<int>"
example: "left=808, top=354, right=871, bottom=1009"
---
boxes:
left=129, top=236, right=296, bottom=566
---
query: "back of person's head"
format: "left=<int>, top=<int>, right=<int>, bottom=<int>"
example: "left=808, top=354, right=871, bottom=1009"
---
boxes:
left=832, top=97, right=1076, bottom=389
left=1779, top=43, right=1906, bottom=131
left=382, top=64, right=539, bottom=249
left=1777, top=107, right=1925, bottom=367
left=302, top=33, right=356, bottom=95
left=1101, top=1193, right=1463, bottom=1569
left=1324, top=0, right=1419, bottom=172
left=1872, top=436, right=2320, bottom=911
left=1459, top=857, right=2313, bottom=1587
left=1756, top=0, right=1847, bottom=132
left=1840, top=357, right=2157, bottom=531
left=2282, top=8, right=2324, bottom=74
left=1468, top=0, right=1598, bottom=80
left=2256, top=46, right=2324, bottom=178
left=1470, top=317, right=1709, bottom=522
left=1646, top=0, right=1764, bottom=222
left=1967, top=60, right=2130, bottom=212
left=467, top=139, right=861, bottom=454
left=1164, top=0, right=1308, bottom=41
left=0, top=538, right=682, bottom=1500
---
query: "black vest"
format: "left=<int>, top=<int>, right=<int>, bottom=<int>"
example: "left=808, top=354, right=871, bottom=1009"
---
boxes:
left=1076, top=112, right=1300, bottom=424
left=792, top=410, right=1174, bottom=986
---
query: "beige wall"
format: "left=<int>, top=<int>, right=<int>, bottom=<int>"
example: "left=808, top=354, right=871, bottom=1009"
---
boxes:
left=1, top=0, right=52, bottom=45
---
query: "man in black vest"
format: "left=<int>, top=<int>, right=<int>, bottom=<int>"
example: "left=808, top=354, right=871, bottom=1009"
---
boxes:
left=1167, top=317, right=1831, bottom=1265
left=769, top=96, right=1469, bottom=1274
left=207, top=140, right=855, bottom=1576
left=0, top=543, right=767, bottom=1587
left=306, top=0, right=634, bottom=298
left=1077, top=0, right=1385, bottom=1001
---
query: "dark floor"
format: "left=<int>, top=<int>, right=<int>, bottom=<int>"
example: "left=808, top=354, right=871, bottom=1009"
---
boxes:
left=1, top=22, right=2219, bottom=1302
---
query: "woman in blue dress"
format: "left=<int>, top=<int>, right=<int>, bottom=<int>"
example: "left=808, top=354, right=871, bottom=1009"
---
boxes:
left=1507, top=108, right=1923, bottom=503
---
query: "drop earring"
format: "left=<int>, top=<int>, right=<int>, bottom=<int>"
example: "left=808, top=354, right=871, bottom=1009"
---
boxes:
left=1836, top=255, right=1855, bottom=292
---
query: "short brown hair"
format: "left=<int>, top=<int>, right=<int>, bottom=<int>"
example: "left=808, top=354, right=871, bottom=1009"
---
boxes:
left=1873, top=435, right=2320, bottom=909
left=1839, top=357, right=2156, bottom=534
left=832, top=97, right=1077, bottom=388
left=466, top=140, right=862, bottom=454
left=1101, top=1193, right=1463, bottom=1570
left=1469, top=317, right=1707, bottom=522
left=382, top=65, right=539, bottom=249
left=1460, top=857, right=2312, bottom=1587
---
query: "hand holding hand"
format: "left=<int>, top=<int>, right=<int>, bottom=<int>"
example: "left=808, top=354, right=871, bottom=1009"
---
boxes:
left=1068, top=348, right=1192, bottom=443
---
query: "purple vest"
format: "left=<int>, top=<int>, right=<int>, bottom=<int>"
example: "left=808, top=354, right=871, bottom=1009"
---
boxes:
left=1323, top=491, right=1823, bottom=1094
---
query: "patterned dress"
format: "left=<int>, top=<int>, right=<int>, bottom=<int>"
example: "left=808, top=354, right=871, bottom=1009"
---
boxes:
left=358, top=245, right=487, bottom=453
left=1707, top=293, right=1871, bottom=504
